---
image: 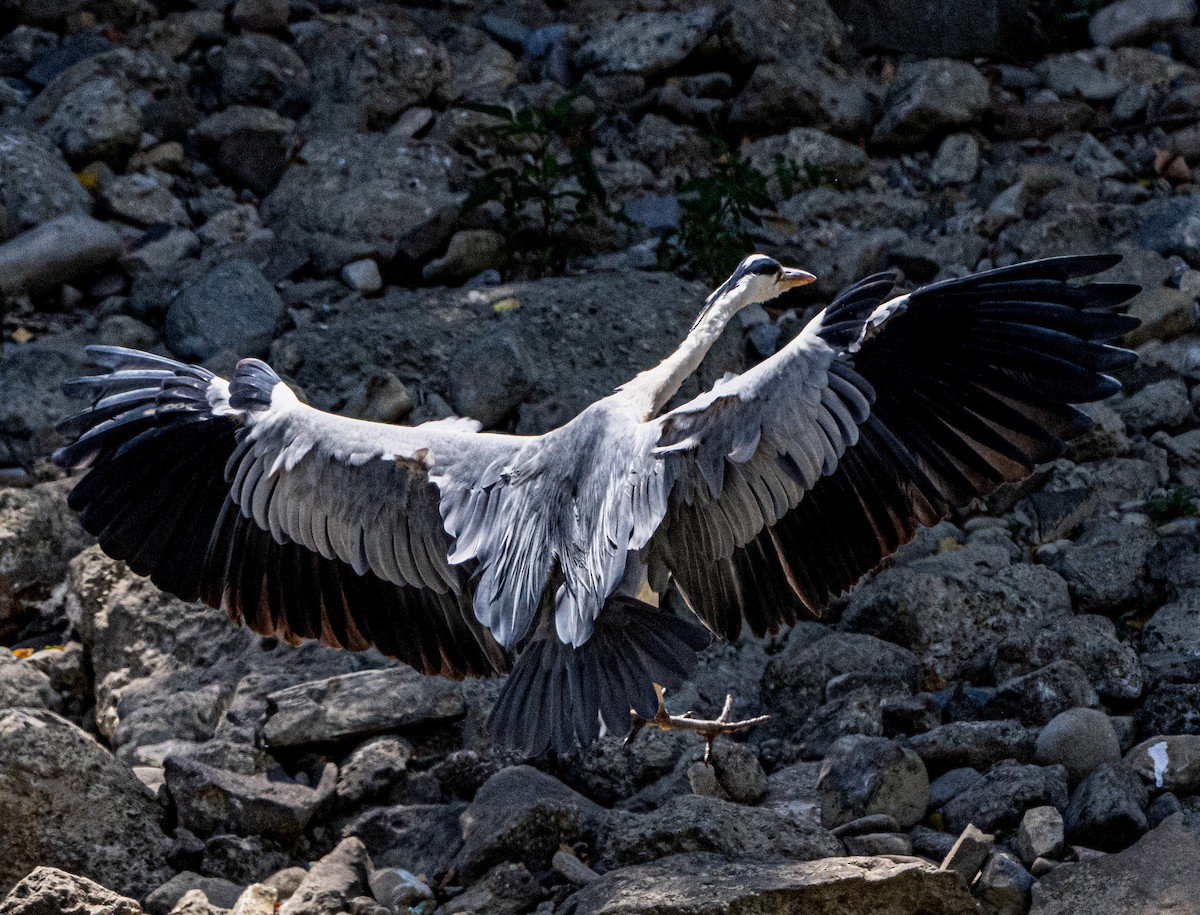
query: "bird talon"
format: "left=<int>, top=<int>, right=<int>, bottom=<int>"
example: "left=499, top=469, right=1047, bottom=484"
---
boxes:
left=626, top=685, right=769, bottom=761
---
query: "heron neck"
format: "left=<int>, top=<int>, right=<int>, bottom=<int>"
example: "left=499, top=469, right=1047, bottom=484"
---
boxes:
left=618, top=291, right=741, bottom=420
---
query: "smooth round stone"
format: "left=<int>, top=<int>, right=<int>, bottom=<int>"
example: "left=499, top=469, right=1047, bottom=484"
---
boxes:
left=1034, top=708, right=1121, bottom=783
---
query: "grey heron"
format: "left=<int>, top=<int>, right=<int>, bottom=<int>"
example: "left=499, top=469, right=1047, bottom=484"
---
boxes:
left=53, top=254, right=1138, bottom=757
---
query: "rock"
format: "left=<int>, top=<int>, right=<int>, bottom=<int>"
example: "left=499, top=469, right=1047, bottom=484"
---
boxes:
left=1126, top=735, right=1200, bottom=793
left=872, top=58, right=990, bottom=148
left=818, top=735, right=929, bottom=830
left=0, top=211, right=123, bottom=299
left=1125, top=287, right=1197, bottom=346
left=595, top=794, right=841, bottom=870
left=1038, top=54, right=1128, bottom=101
left=798, top=688, right=885, bottom=757
left=942, top=761, right=1069, bottom=835
left=146, top=873, right=242, bottom=915
left=842, top=833, right=913, bottom=856
left=41, top=76, right=141, bottom=164
left=1147, top=791, right=1182, bottom=826
left=929, top=767, right=984, bottom=809
left=1134, top=196, right=1200, bottom=267
left=422, top=230, right=505, bottom=286
left=230, top=0, right=288, bottom=32
left=334, top=735, right=412, bottom=810
left=344, top=802, right=465, bottom=880
left=567, top=852, right=977, bottom=915
left=261, top=135, right=459, bottom=274
left=368, top=868, right=432, bottom=911
left=0, top=708, right=171, bottom=898
left=575, top=7, right=715, bottom=76
left=930, top=133, right=981, bottom=185
left=552, top=850, right=599, bottom=886
left=976, top=851, right=1034, bottom=915
left=726, top=59, right=873, bottom=136
left=993, top=616, right=1144, bottom=702
left=217, top=33, right=308, bottom=109
left=1034, top=709, right=1122, bottom=783
left=829, top=0, right=1006, bottom=56
left=455, top=766, right=602, bottom=881
left=762, top=630, right=917, bottom=735
left=1137, top=682, right=1200, bottom=736
left=164, top=260, right=285, bottom=361
left=1063, top=762, right=1148, bottom=850
left=1089, top=0, right=1196, bottom=47
left=274, top=839, right=369, bottom=915
left=843, top=544, right=1071, bottom=682
left=1143, top=590, right=1200, bottom=656
left=710, top=741, right=767, bottom=804
left=0, top=480, right=90, bottom=640
left=448, top=328, right=537, bottom=427
left=1018, top=806, right=1065, bottom=864
left=344, top=371, right=414, bottom=424
left=882, top=692, right=942, bottom=737
left=101, top=172, right=187, bottom=227
left=0, top=129, right=90, bottom=231
left=299, top=14, right=446, bottom=132
left=1117, top=378, right=1193, bottom=433
left=165, top=752, right=336, bottom=841
left=745, top=128, right=871, bottom=195
left=761, top=761, right=822, bottom=821
left=985, top=661, right=1099, bottom=727
left=0, top=867, right=141, bottom=915
left=908, top=721, right=1038, bottom=772
left=1030, top=812, right=1200, bottom=913
left=0, top=649, right=60, bottom=711
left=443, top=862, right=544, bottom=915
left=939, top=824, right=994, bottom=883
left=1072, top=133, right=1130, bottom=179
left=264, top=666, right=462, bottom=748
left=229, top=884, right=276, bottom=915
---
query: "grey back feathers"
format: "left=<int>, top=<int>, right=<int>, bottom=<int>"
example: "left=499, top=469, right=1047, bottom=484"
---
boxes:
left=54, top=253, right=1140, bottom=756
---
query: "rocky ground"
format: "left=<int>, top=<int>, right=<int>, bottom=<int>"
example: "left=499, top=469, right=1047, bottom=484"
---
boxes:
left=3, top=0, right=1200, bottom=912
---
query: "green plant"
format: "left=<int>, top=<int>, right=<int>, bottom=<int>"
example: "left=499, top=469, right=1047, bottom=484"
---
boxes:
left=1150, top=486, right=1199, bottom=524
left=657, top=141, right=772, bottom=285
left=463, top=94, right=607, bottom=277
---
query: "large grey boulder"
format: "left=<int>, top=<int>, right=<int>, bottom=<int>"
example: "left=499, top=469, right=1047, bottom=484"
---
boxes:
left=41, top=76, right=141, bottom=163
left=984, top=661, right=1099, bottom=726
left=942, top=761, right=1068, bottom=835
left=575, top=7, right=715, bottom=76
left=1, top=867, right=141, bottom=915
left=454, top=766, right=603, bottom=882
left=0, top=708, right=172, bottom=899
left=1038, top=519, right=1159, bottom=614
left=1034, top=708, right=1122, bottom=783
left=1125, top=735, right=1200, bottom=794
left=344, top=802, right=465, bottom=881
left=1031, top=813, right=1200, bottom=914
left=0, top=479, right=90, bottom=640
left=297, top=12, right=447, bottom=132
left=164, top=259, right=285, bottom=361
left=594, top=794, right=842, bottom=871
left=993, top=615, right=1144, bottom=702
left=263, top=666, right=464, bottom=748
left=871, top=59, right=990, bottom=148
left=1089, top=0, right=1196, bottom=47
left=278, top=838, right=371, bottom=915
left=0, top=129, right=91, bottom=231
left=567, top=852, right=977, bottom=915
left=165, top=752, right=337, bottom=841
left=261, top=134, right=460, bottom=274
left=907, top=720, right=1038, bottom=772
left=818, top=736, right=929, bottom=830
left=1063, top=762, right=1149, bottom=850
left=0, top=211, right=123, bottom=299
left=842, top=544, right=1071, bottom=682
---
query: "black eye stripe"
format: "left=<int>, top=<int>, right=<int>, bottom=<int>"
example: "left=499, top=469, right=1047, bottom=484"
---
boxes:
left=746, top=259, right=780, bottom=276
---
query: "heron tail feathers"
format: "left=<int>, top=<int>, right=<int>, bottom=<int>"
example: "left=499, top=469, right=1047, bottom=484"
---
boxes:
left=487, top=598, right=711, bottom=757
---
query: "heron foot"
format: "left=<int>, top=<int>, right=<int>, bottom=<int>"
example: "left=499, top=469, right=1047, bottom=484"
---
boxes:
left=625, top=686, right=770, bottom=764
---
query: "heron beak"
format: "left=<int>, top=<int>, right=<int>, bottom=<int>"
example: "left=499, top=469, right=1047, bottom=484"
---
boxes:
left=778, top=267, right=817, bottom=290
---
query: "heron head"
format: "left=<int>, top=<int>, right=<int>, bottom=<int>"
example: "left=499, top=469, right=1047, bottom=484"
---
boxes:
left=703, top=254, right=817, bottom=311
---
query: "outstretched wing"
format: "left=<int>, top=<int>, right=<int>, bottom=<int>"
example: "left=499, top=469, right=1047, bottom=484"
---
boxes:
left=54, top=346, right=518, bottom=678
left=646, top=255, right=1139, bottom=640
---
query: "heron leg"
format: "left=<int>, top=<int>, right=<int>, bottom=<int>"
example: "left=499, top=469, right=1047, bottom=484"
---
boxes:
left=625, top=685, right=770, bottom=764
